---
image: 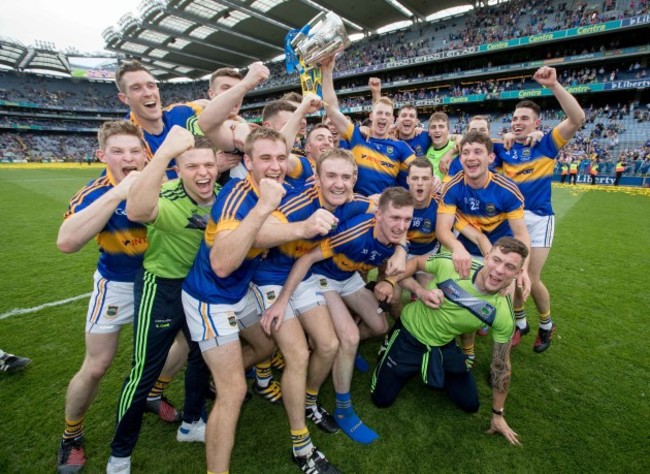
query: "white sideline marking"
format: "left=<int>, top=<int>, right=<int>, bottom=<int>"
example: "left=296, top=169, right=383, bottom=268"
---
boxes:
left=0, top=293, right=91, bottom=320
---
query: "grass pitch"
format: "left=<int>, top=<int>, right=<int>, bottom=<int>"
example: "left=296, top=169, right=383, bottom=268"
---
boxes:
left=0, top=167, right=648, bottom=473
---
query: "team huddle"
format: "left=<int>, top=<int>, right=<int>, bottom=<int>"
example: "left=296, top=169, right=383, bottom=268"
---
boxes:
left=55, top=56, right=585, bottom=474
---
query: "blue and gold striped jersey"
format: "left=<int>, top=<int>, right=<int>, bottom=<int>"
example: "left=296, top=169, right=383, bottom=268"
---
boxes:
left=315, top=213, right=396, bottom=281
left=404, top=130, right=431, bottom=158
left=493, top=128, right=567, bottom=216
left=183, top=175, right=268, bottom=305
left=408, top=192, right=440, bottom=256
left=438, top=172, right=524, bottom=256
left=127, top=102, right=202, bottom=180
left=253, top=185, right=373, bottom=286
left=64, top=169, right=148, bottom=283
left=342, top=123, right=415, bottom=196
left=285, top=155, right=316, bottom=189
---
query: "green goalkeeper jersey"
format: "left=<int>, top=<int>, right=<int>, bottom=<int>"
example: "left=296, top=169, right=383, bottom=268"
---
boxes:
left=401, top=253, right=515, bottom=346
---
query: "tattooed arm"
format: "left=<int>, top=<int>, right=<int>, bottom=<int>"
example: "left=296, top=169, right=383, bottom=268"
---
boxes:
left=487, top=339, right=521, bottom=445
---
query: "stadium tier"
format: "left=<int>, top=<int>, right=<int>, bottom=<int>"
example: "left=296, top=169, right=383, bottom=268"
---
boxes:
left=0, top=0, right=648, bottom=170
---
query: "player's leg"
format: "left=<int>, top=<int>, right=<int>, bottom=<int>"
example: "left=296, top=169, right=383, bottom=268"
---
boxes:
left=298, top=304, right=339, bottom=433
left=58, top=273, right=131, bottom=473
left=239, top=290, right=279, bottom=402
left=528, top=246, right=556, bottom=352
left=58, top=331, right=119, bottom=473
left=201, top=339, right=248, bottom=474
left=145, top=331, right=187, bottom=423
left=371, top=322, right=421, bottom=408
left=324, top=289, right=379, bottom=444
left=108, top=273, right=184, bottom=471
left=344, top=286, right=389, bottom=341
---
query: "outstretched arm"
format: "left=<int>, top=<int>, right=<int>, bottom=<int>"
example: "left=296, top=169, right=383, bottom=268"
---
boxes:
left=368, top=77, right=382, bottom=103
left=281, top=93, right=323, bottom=153
left=320, top=56, right=352, bottom=135
left=533, top=66, right=585, bottom=142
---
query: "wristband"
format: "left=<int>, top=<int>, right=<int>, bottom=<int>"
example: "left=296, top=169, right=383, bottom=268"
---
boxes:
left=398, top=243, right=409, bottom=253
left=492, top=407, right=504, bottom=416
left=383, top=278, right=396, bottom=288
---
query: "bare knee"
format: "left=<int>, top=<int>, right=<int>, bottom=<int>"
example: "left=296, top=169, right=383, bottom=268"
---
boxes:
left=80, top=354, right=113, bottom=381
left=282, top=344, right=310, bottom=373
left=338, top=330, right=360, bottom=354
left=312, top=335, right=339, bottom=360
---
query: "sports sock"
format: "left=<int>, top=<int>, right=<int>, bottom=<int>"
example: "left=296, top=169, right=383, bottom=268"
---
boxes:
left=514, top=307, right=527, bottom=330
left=539, top=310, right=553, bottom=330
left=291, top=427, right=314, bottom=457
left=147, top=376, right=172, bottom=401
left=354, top=353, right=370, bottom=372
left=461, top=342, right=474, bottom=358
left=305, top=389, right=318, bottom=411
left=334, top=392, right=378, bottom=444
left=255, top=361, right=273, bottom=388
left=63, top=418, right=84, bottom=440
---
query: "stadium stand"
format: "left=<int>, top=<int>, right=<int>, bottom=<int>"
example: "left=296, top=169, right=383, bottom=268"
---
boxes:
left=0, top=0, right=648, bottom=170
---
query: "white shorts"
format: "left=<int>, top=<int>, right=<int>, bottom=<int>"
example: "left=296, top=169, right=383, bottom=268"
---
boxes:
left=182, top=288, right=262, bottom=351
left=313, top=272, right=365, bottom=297
left=255, top=275, right=325, bottom=320
left=524, top=210, right=555, bottom=248
left=86, top=271, right=134, bottom=334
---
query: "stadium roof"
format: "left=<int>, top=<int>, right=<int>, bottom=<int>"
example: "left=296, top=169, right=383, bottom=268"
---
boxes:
left=101, top=0, right=472, bottom=80
left=0, top=36, right=72, bottom=75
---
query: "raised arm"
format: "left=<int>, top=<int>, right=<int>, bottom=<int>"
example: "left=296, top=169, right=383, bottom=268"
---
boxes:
left=533, top=66, right=585, bottom=141
left=281, top=92, right=323, bottom=153
left=126, top=126, right=195, bottom=223
left=487, top=339, right=520, bottom=445
left=57, top=173, right=140, bottom=253
left=197, top=62, right=269, bottom=148
left=368, top=77, right=382, bottom=104
left=320, top=56, right=352, bottom=135
left=210, top=178, right=285, bottom=278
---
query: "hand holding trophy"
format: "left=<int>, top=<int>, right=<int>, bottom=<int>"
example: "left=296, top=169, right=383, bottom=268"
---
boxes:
left=285, top=11, right=350, bottom=97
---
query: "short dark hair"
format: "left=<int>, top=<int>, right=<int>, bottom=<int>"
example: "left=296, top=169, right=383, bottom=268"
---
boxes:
left=492, top=237, right=529, bottom=261
left=459, top=130, right=493, bottom=154
left=115, top=60, right=153, bottom=93
left=398, top=104, right=417, bottom=115
left=378, top=187, right=414, bottom=210
left=244, top=126, right=286, bottom=157
left=515, top=100, right=541, bottom=117
left=262, top=100, right=297, bottom=122
left=408, top=157, right=433, bottom=173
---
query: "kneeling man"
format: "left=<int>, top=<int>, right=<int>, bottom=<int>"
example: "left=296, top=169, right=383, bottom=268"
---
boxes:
left=371, top=237, right=528, bottom=445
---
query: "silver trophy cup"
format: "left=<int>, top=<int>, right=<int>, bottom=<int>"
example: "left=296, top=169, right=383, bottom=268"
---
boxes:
left=291, top=11, right=351, bottom=66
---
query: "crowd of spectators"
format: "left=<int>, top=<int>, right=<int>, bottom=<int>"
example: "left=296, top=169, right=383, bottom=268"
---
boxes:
left=259, top=0, right=650, bottom=89
left=0, top=132, right=96, bottom=162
